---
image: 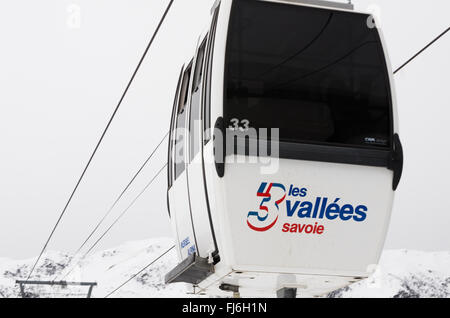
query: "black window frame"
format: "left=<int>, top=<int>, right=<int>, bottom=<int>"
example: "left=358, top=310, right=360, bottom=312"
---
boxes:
left=168, top=66, right=185, bottom=189
left=174, top=61, right=193, bottom=181
left=189, top=37, right=208, bottom=162
left=203, top=4, right=221, bottom=145
left=192, top=37, right=208, bottom=94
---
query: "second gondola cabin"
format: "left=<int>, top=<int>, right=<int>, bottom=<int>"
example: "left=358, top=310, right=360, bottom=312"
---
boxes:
left=166, top=0, right=403, bottom=297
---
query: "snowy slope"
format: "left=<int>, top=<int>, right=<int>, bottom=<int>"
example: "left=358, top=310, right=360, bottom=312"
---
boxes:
left=0, top=238, right=190, bottom=298
left=329, top=250, right=450, bottom=298
left=1, top=239, right=449, bottom=298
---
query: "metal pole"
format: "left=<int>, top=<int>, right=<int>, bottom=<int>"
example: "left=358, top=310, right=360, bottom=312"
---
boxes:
left=87, top=285, right=94, bottom=298
left=18, top=282, right=25, bottom=298
left=15, top=280, right=97, bottom=298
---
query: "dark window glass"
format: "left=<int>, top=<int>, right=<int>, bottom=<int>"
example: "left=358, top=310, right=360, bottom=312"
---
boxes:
left=190, top=38, right=207, bottom=161
left=174, top=63, right=192, bottom=180
left=224, top=0, right=392, bottom=148
left=192, top=39, right=207, bottom=94
left=203, top=5, right=220, bottom=144
left=168, top=68, right=184, bottom=188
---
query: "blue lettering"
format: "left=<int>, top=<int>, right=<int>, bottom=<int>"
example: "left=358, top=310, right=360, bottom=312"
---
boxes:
left=286, top=200, right=299, bottom=217
left=299, top=188, right=308, bottom=197
left=326, top=199, right=340, bottom=220
left=340, top=204, right=354, bottom=221
left=312, top=197, right=321, bottom=218
left=319, top=197, right=328, bottom=219
left=271, top=183, right=368, bottom=223
left=354, top=205, right=368, bottom=222
left=288, top=184, right=294, bottom=196
left=181, top=237, right=190, bottom=249
left=298, top=201, right=313, bottom=218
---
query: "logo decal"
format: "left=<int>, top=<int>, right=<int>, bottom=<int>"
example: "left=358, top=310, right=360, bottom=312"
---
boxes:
left=247, top=182, right=286, bottom=232
left=247, top=182, right=369, bottom=235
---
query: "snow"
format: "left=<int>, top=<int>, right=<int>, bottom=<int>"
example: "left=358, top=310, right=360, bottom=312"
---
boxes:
left=329, top=250, right=450, bottom=298
left=0, top=238, right=189, bottom=298
left=1, top=239, right=449, bottom=298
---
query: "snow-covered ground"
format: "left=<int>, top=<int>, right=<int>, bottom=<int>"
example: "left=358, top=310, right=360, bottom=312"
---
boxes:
left=0, top=238, right=187, bottom=298
left=1, top=238, right=449, bottom=298
left=329, top=250, right=450, bottom=298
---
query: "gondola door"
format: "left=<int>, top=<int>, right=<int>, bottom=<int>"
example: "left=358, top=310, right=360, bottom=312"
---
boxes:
left=186, top=37, right=217, bottom=259
left=168, top=61, right=198, bottom=260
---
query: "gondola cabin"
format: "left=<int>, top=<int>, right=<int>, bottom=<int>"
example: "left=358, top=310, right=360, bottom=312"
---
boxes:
left=165, top=0, right=403, bottom=297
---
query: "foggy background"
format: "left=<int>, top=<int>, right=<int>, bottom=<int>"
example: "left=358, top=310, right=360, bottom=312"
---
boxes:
left=0, top=0, right=449, bottom=259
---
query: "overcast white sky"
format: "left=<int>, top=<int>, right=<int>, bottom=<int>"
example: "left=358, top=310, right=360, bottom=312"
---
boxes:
left=0, top=0, right=449, bottom=259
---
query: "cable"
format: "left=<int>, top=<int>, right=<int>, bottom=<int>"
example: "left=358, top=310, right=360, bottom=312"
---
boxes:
left=59, top=162, right=168, bottom=281
left=263, top=26, right=449, bottom=93
left=82, top=163, right=167, bottom=258
left=104, top=245, right=175, bottom=298
left=26, top=0, right=175, bottom=281
left=268, top=24, right=450, bottom=91
left=270, top=41, right=377, bottom=90
left=74, top=132, right=169, bottom=257
left=57, top=133, right=168, bottom=282
left=394, top=27, right=449, bottom=74
left=256, top=12, right=334, bottom=79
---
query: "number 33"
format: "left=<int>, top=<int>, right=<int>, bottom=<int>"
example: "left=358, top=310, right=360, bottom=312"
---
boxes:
left=229, top=118, right=250, bottom=131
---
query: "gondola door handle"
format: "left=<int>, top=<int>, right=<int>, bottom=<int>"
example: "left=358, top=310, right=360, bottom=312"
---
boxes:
left=388, top=133, right=404, bottom=191
left=214, top=117, right=225, bottom=178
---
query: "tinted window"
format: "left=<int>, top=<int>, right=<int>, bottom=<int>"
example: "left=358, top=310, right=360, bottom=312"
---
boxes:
left=225, top=0, right=392, bottom=148
left=190, top=39, right=207, bottom=161
left=174, top=63, right=192, bottom=180
left=192, top=39, right=207, bottom=93
left=203, top=5, right=220, bottom=144
left=168, top=68, right=184, bottom=188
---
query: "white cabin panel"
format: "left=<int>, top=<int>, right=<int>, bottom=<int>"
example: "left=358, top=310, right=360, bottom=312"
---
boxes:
left=187, top=153, right=216, bottom=257
left=222, top=158, right=394, bottom=276
left=169, top=175, right=197, bottom=260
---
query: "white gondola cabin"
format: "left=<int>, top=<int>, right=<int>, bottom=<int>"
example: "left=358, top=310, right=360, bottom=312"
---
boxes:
left=165, top=0, right=403, bottom=297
